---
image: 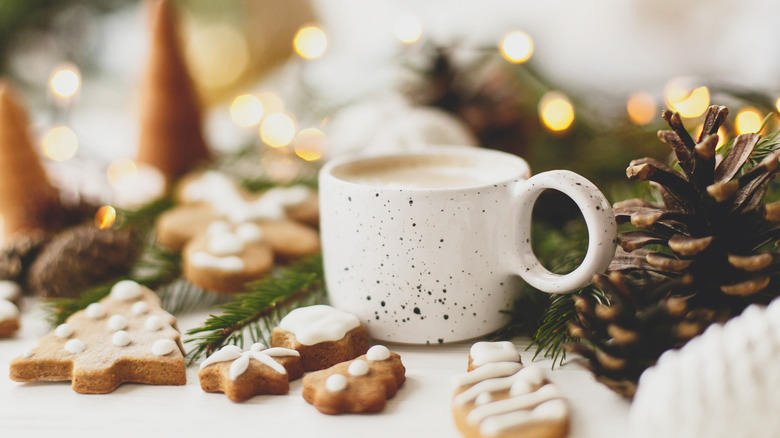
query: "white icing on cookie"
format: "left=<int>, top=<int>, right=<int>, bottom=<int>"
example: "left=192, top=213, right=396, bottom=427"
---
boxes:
left=249, top=343, right=266, bottom=352
left=480, top=398, right=569, bottom=435
left=152, top=339, right=176, bottom=356
left=200, top=344, right=287, bottom=378
left=64, top=339, right=86, bottom=354
left=326, top=374, right=348, bottom=392
left=367, top=345, right=391, bottom=361
left=112, top=330, right=131, bottom=347
left=475, top=392, right=493, bottom=406
left=107, top=314, right=128, bottom=331
left=348, top=360, right=369, bottom=376
left=452, top=362, right=524, bottom=388
left=200, top=345, right=243, bottom=369
left=454, top=367, right=548, bottom=406
left=230, top=353, right=250, bottom=381
left=207, top=231, right=245, bottom=256
left=248, top=351, right=287, bottom=375
left=278, top=305, right=360, bottom=345
left=181, top=171, right=240, bottom=205
left=131, top=301, right=149, bottom=316
left=207, top=220, right=231, bottom=236
left=145, top=315, right=163, bottom=332
left=0, top=280, right=21, bottom=301
left=85, top=303, right=106, bottom=319
left=23, top=349, right=34, bottom=358
left=466, top=384, right=562, bottom=424
left=190, top=252, right=245, bottom=272
left=55, top=323, right=73, bottom=339
left=235, top=223, right=263, bottom=243
left=262, top=347, right=300, bottom=357
left=470, top=341, right=520, bottom=367
left=0, top=299, right=19, bottom=321
left=262, top=186, right=311, bottom=207
left=111, top=280, right=143, bottom=301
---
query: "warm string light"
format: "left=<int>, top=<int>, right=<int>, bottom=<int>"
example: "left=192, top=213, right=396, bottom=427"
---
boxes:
left=94, top=205, right=117, bottom=230
left=41, top=125, right=78, bottom=161
left=735, top=107, right=763, bottom=134
left=106, top=159, right=138, bottom=186
left=293, top=128, right=326, bottom=161
left=775, top=97, right=780, bottom=114
left=393, top=16, right=423, bottom=44
left=187, top=24, right=248, bottom=90
left=694, top=125, right=727, bottom=150
left=230, top=94, right=264, bottom=127
left=539, top=92, right=575, bottom=132
left=260, top=113, right=296, bottom=147
left=626, top=92, right=657, bottom=125
left=664, top=80, right=709, bottom=118
left=293, top=25, right=328, bottom=60
left=50, top=65, right=80, bottom=98
left=500, top=31, right=533, bottom=64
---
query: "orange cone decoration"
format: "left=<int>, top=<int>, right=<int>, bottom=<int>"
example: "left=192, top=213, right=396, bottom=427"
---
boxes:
left=137, top=0, right=210, bottom=184
left=0, top=81, right=60, bottom=238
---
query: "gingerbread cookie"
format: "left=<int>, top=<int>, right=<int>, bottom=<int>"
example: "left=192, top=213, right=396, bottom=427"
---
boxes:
left=198, top=343, right=303, bottom=402
left=272, top=305, right=368, bottom=371
left=302, top=345, right=406, bottom=414
left=182, top=220, right=274, bottom=293
left=9, top=280, right=186, bottom=393
left=468, top=341, right=522, bottom=372
left=452, top=343, right=570, bottom=438
left=0, top=280, right=21, bottom=337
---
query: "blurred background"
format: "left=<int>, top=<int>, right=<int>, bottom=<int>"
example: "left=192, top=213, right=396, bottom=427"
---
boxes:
left=2, top=0, right=780, bottom=207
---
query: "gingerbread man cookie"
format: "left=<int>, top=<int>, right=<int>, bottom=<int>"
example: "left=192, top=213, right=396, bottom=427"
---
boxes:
left=452, top=342, right=570, bottom=438
left=9, top=280, right=186, bottom=393
left=302, top=345, right=406, bottom=414
left=272, top=305, right=369, bottom=371
left=0, top=280, right=21, bottom=337
left=198, top=343, right=303, bottom=402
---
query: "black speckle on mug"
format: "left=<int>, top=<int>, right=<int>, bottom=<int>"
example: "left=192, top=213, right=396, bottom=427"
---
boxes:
left=443, top=314, right=449, bottom=320
left=413, top=307, right=421, bottom=315
left=438, top=338, right=444, bottom=344
left=380, top=301, right=386, bottom=307
left=366, top=296, right=371, bottom=300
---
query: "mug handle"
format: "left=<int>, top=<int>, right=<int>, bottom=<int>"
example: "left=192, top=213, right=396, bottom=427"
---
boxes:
left=514, top=170, right=617, bottom=293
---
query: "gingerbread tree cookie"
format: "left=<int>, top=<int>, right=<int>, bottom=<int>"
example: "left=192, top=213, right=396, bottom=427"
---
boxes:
left=272, top=304, right=368, bottom=371
left=302, top=345, right=406, bottom=414
left=10, top=280, right=186, bottom=393
left=137, top=0, right=209, bottom=183
left=198, top=343, right=303, bottom=402
left=452, top=342, right=570, bottom=438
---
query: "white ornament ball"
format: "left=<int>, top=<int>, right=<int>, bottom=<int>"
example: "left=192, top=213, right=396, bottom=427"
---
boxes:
left=630, top=300, right=780, bottom=438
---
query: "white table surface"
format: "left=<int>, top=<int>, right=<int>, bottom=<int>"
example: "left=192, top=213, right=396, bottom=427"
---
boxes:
left=0, top=299, right=630, bottom=437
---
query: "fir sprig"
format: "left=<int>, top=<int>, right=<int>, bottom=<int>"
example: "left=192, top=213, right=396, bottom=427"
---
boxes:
left=184, top=254, right=326, bottom=365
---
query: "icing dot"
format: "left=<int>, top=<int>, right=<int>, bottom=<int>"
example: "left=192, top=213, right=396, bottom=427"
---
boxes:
left=208, top=232, right=245, bottom=255
left=64, top=339, right=86, bottom=354
left=107, top=314, right=128, bottom=331
left=55, top=323, right=73, bottom=339
left=326, top=374, right=348, bottom=392
left=85, top=303, right=106, bottom=319
left=152, top=339, right=176, bottom=356
left=111, top=280, right=143, bottom=301
left=131, top=301, right=149, bottom=316
left=23, top=349, right=34, bottom=358
left=207, top=220, right=231, bottom=235
left=112, top=330, right=131, bottom=347
left=145, top=315, right=164, bottom=331
left=0, top=280, right=21, bottom=301
left=366, top=345, right=391, bottom=361
left=348, top=360, right=369, bottom=376
left=190, top=252, right=245, bottom=272
left=235, top=223, right=263, bottom=243
left=0, top=299, right=19, bottom=321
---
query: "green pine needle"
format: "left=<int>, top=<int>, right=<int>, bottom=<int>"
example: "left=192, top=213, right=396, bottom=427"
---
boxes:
left=184, top=254, right=326, bottom=365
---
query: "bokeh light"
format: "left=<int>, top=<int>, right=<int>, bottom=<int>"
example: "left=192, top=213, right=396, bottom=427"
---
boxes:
left=257, top=92, right=284, bottom=115
left=293, top=25, right=327, bottom=60
left=50, top=65, right=80, bottom=98
left=260, top=113, right=296, bottom=148
left=187, top=24, right=248, bottom=89
left=393, top=16, right=423, bottom=44
left=106, top=159, right=138, bottom=186
left=626, top=92, right=657, bottom=125
left=230, top=94, right=264, bottom=127
left=501, top=31, right=534, bottom=64
left=539, top=92, right=575, bottom=132
left=294, top=128, right=326, bottom=161
left=41, top=126, right=78, bottom=161
left=664, top=81, right=710, bottom=118
left=775, top=97, right=780, bottom=113
left=694, top=125, right=727, bottom=150
left=94, top=205, right=117, bottom=230
left=735, top=107, right=763, bottom=134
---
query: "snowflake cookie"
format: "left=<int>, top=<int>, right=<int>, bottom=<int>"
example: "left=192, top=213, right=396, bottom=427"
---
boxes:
left=271, top=304, right=369, bottom=371
left=198, top=343, right=303, bottom=402
left=452, top=341, right=570, bottom=438
left=9, top=280, right=186, bottom=393
left=302, top=345, right=406, bottom=414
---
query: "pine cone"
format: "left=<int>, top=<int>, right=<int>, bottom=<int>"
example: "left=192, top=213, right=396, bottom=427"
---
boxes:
left=27, top=224, right=141, bottom=298
left=0, top=230, right=48, bottom=284
left=568, top=272, right=727, bottom=398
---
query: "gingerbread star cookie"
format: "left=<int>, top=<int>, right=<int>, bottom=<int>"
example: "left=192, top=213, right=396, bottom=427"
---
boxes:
left=198, top=343, right=303, bottom=402
left=302, top=345, right=406, bottom=415
left=452, top=342, right=570, bottom=438
left=0, top=280, right=21, bottom=337
left=271, top=305, right=369, bottom=371
left=9, top=280, right=186, bottom=393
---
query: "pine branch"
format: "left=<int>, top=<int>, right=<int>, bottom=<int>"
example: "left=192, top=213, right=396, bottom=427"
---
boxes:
left=184, top=254, right=326, bottom=365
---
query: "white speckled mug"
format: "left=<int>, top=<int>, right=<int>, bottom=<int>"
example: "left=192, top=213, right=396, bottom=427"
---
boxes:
left=319, top=147, right=617, bottom=344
